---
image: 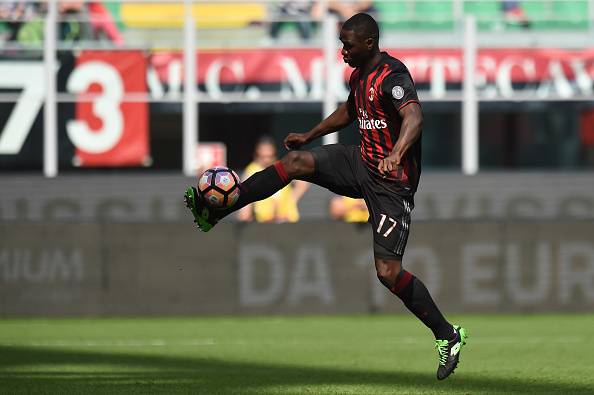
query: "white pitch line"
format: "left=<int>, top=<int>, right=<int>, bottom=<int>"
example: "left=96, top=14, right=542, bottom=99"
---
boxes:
left=0, top=339, right=217, bottom=347
left=398, top=336, right=583, bottom=345
left=0, top=336, right=584, bottom=347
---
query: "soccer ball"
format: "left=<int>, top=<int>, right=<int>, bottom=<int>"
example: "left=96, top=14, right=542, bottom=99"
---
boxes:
left=197, top=167, right=241, bottom=209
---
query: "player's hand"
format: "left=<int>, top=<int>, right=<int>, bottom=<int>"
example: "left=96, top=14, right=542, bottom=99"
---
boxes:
left=284, top=133, right=309, bottom=150
left=377, top=154, right=399, bottom=176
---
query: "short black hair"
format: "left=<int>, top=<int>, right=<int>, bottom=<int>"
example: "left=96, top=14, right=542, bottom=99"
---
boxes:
left=342, top=13, right=379, bottom=41
left=254, top=135, right=277, bottom=154
left=255, top=135, right=275, bottom=147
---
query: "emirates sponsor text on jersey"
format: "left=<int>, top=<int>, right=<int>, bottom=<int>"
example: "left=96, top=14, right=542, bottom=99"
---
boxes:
left=358, top=117, right=387, bottom=130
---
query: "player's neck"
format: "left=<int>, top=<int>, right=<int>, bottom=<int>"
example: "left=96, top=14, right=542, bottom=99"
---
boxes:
left=361, top=51, right=383, bottom=75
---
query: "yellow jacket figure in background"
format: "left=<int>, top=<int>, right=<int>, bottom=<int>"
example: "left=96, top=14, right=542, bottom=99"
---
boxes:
left=329, top=196, right=368, bottom=223
left=238, top=136, right=308, bottom=223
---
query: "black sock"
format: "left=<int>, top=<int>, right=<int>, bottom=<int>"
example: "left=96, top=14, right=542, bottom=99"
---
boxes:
left=391, top=271, right=454, bottom=340
left=216, top=162, right=290, bottom=219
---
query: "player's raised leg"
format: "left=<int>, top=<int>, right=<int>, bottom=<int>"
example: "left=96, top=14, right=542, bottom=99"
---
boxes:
left=375, top=256, right=467, bottom=380
left=184, top=150, right=315, bottom=231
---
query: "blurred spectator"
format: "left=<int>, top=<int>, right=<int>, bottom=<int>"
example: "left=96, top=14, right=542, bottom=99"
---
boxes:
left=0, top=1, right=121, bottom=45
left=268, top=1, right=375, bottom=42
left=58, top=1, right=87, bottom=41
left=269, top=1, right=314, bottom=42
left=88, top=1, right=123, bottom=45
left=0, top=1, right=39, bottom=41
left=311, top=0, right=375, bottom=22
left=501, top=1, right=531, bottom=29
left=329, top=196, right=368, bottom=223
left=238, top=136, right=309, bottom=223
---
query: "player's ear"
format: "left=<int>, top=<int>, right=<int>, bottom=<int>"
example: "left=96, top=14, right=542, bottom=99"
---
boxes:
left=365, top=37, right=375, bottom=50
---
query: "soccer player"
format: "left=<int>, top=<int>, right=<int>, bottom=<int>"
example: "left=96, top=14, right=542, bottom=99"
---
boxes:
left=185, top=13, right=467, bottom=380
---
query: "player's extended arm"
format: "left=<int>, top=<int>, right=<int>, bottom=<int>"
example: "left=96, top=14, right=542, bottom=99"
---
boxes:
left=237, top=203, right=254, bottom=221
left=284, top=102, right=354, bottom=150
left=378, top=102, right=423, bottom=175
left=291, top=180, right=310, bottom=202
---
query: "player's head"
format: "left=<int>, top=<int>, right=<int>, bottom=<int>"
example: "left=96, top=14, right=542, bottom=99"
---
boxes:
left=340, top=13, right=380, bottom=68
left=253, top=135, right=277, bottom=167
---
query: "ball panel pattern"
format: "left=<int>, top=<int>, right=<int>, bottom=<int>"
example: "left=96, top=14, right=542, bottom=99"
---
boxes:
left=215, top=172, right=234, bottom=192
left=198, top=173, right=212, bottom=192
left=205, top=188, right=226, bottom=207
left=226, top=187, right=240, bottom=206
left=196, top=166, right=241, bottom=209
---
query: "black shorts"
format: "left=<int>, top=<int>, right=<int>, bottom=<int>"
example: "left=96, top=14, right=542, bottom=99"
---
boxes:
left=310, top=144, right=413, bottom=260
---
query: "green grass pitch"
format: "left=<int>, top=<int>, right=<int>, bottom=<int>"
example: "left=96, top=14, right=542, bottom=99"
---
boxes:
left=1, top=314, right=593, bottom=394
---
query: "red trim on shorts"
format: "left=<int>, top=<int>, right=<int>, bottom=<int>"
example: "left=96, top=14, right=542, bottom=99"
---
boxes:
left=391, top=270, right=413, bottom=294
left=273, top=161, right=289, bottom=184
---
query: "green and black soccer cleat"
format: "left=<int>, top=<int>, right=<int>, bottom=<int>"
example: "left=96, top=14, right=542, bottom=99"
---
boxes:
left=184, top=186, right=218, bottom=232
left=435, top=325, right=468, bottom=380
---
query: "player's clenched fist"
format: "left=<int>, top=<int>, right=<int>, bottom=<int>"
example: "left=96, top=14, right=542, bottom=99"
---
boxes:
left=377, top=154, right=399, bottom=175
left=284, top=133, right=309, bottom=150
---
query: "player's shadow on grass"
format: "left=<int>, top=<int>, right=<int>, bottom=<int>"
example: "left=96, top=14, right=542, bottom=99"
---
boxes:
left=0, top=345, right=590, bottom=394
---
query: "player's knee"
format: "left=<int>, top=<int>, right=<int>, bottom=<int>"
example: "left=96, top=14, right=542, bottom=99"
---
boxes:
left=281, top=151, right=314, bottom=178
left=375, top=258, right=402, bottom=289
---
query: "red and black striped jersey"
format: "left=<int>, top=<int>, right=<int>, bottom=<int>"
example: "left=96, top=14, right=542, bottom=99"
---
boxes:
left=346, top=52, right=422, bottom=194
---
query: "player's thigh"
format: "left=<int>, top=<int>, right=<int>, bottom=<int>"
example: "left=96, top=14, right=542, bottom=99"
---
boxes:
left=365, top=190, right=413, bottom=260
left=304, top=144, right=363, bottom=198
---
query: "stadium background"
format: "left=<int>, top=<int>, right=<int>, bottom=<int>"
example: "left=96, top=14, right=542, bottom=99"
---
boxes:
left=1, top=1, right=594, bottom=393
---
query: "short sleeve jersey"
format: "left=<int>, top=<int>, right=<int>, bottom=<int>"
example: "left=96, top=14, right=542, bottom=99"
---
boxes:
left=346, top=52, right=422, bottom=194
